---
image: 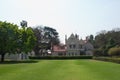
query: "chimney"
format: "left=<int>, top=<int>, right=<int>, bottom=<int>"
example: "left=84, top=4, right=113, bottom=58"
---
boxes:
left=65, top=35, right=67, bottom=44
left=75, top=34, right=79, bottom=39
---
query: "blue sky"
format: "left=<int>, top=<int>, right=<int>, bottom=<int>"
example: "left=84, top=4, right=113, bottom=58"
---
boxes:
left=1, top=0, right=120, bottom=43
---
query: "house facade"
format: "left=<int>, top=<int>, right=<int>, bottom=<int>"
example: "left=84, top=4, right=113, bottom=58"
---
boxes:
left=52, top=33, right=94, bottom=56
left=65, top=33, right=94, bottom=56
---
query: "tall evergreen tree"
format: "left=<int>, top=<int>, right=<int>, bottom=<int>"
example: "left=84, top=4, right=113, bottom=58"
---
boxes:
left=32, top=26, right=60, bottom=56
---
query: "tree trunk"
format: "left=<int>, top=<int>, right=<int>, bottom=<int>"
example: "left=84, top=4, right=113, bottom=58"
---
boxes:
left=1, top=53, right=5, bottom=62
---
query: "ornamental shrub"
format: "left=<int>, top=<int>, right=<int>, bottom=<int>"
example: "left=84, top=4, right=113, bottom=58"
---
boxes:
left=108, top=47, right=120, bottom=56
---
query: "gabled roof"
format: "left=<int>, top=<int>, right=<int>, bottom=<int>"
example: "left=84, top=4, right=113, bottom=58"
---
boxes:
left=79, top=39, right=85, bottom=45
left=69, top=33, right=75, bottom=38
left=53, top=44, right=66, bottom=52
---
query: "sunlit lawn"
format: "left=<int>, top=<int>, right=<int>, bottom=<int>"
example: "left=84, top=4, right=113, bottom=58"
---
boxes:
left=0, top=60, right=120, bottom=80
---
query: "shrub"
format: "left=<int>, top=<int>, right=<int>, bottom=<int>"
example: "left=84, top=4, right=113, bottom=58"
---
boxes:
left=108, top=47, right=120, bottom=56
left=93, top=49, right=103, bottom=56
left=29, top=56, right=93, bottom=60
left=93, top=57, right=120, bottom=64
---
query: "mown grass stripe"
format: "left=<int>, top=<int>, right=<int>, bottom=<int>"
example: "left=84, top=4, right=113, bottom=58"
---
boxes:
left=0, top=60, right=120, bottom=80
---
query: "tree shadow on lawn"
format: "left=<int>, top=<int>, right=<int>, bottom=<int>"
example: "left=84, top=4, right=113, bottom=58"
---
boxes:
left=0, top=60, right=39, bottom=64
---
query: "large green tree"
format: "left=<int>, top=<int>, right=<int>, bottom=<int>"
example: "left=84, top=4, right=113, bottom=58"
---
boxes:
left=17, top=20, right=36, bottom=57
left=44, top=26, right=60, bottom=45
left=18, top=27, right=36, bottom=53
left=0, top=21, right=19, bottom=62
left=32, top=26, right=60, bottom=56
left=0, top=21, right=36, bottom=62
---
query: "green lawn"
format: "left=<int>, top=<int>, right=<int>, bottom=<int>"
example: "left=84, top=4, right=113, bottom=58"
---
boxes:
left=0, top=60, right=120, bottom=80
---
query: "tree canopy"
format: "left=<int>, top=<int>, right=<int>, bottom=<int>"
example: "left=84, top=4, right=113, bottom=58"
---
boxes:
left=94, top=28, right=120, bottom=56
left=32, top=26, right=60, bottom=56
left=0, top=21, right=36, bottom=62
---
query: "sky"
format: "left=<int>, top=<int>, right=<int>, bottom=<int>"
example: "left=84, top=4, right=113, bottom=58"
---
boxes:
left=1, top=0, right=120, bottom=43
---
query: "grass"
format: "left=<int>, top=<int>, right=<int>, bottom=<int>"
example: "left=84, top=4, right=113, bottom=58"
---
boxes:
left=0, top=60, right=120, bottom=80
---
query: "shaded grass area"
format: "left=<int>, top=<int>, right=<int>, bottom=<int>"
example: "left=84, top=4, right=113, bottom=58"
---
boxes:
left=29, top=55, right=93, bottom=59
left=0, top=60, right=38, bottom=64
left=0, top=60, right=120, bottom=80
left=93, top=57, right=120, bottom=64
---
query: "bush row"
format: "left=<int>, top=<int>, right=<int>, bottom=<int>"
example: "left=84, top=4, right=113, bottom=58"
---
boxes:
left=93, top=49, right=104, bottom=56
left=93, top=47, right=120, bottom=57
left=29, top=56, right=93, bottom=60
left=93, top=49, right=110, bottom=57
left=108, top=47, right=120, bottom=56
left=93, top=57, right=120, bottom=64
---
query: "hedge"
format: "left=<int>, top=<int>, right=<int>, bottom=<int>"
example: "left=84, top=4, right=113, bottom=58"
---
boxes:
left=108, top=47, right=120, bottom=56
left=93, top=49, right=103, bottom=56
left=29, top=56, right=93, bottom=60
left=93, top=57, right=120, bottom=64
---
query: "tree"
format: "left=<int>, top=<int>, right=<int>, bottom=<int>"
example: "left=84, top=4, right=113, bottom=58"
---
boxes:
left=95, top=31, right=107, bottom=48
left=88, top=35, right=94, bottom=44
left=0, top=21, right=36, bottom=62
left=18, top=27, right=36, bottom=53
left=33, top=26, right=43, bottom=56
left=94, top=28, right=120, bottom=56
left=19, top=20, right=36, bottom=54
left=44, top=26, right=60, bottom=46
left=0, top=21, right=20, bottom=62
left=95, top=28, right=120, bottom=49
left=32, top=26, right=60, bottom=56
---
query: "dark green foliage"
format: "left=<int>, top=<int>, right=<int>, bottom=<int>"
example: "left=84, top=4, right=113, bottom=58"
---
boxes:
left=29, top=56, right=93, bottom=60
left=95, top=31, right=107, bottom=48
left=93, top=49, right=103, bottom=56
left=94, top=28, right=120, bottom=56
left=89, top=35, right=94, bottom=44
left=32, top=26, right=60, bottom=56
left=95, top=29, right=120, bottom=48
left=44, top=26, right=60, bottom=45
left=0, top=21, right=19, bottom=62
left=93, top=57, right=120, bottom=64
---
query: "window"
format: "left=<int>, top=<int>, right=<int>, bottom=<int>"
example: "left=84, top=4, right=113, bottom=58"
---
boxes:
left=79, top=45, right=82, bottom=48
left=73, top=45, right=76, bottom=49
left=69, top=53, right=70, bottom=56
left=72, top=53, right=74, bottom=56
left=75, top=53, right=77, bottom=56
left=69, top=45, right=72, bottom=49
